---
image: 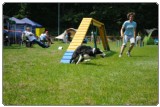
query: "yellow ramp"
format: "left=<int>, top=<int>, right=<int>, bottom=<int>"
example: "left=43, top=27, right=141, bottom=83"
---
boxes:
left=67, top=18, right=92, bottom=51
left=61, top=18, right=110, bottom=63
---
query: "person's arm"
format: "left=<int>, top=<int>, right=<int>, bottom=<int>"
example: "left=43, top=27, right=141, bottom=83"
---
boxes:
left=134, top=29, right=136, bottom=40
left=29, top=32, right=34, bottom=36
left=120, top=26, right=124, bottom=38
left=134, top=23, right=137, bottom=39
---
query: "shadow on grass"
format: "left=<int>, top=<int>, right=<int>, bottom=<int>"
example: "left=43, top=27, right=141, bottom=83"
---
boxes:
left=81, top=62, right=105, bottom=66
left=104, top=50, right=117, bottom=57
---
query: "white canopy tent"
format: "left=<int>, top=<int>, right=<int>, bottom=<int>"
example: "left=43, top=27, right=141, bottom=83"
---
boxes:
left=55, top=28, right=77, bottom=42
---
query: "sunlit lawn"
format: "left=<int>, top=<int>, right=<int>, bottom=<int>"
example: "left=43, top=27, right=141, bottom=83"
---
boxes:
left=3, top=41, right=158, bottom=105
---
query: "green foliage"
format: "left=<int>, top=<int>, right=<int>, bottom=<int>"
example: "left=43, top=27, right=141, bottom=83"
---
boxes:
left=143, top=32, right=155, bottom=45
left=147, top=37, right=154, bottom=45
left=3, top=41, right=158, bottom=105
left=3, top=3, right=158, bottom=35
left=14, top=4, right=28, bottom=18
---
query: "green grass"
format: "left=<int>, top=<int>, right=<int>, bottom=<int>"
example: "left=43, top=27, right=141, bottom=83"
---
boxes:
left=3, top=41, right=158, bottom=105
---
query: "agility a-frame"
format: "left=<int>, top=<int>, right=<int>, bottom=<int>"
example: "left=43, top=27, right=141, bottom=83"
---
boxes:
left=61, top=18, right=110, bottom=63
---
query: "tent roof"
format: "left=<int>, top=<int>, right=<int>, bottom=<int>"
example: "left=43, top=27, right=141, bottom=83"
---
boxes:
left=55, top=28, right=77, bottom=40
left=21, top=18, right=42, bottom=27
left=9, top=17, right=25, bottom=24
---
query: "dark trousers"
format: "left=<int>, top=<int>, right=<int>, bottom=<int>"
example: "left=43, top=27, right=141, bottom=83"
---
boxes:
left=32, top=39, right=48, bottom=48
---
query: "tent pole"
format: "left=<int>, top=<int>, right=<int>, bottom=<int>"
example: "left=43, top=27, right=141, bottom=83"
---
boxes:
left=58, top=3, right=60, bottom=35
left=15, top=25, right=16, bottom=44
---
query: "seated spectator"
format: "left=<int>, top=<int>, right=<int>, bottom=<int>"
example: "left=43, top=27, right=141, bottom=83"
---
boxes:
left=40, top=31, right=47, bottom=43
left=40, top=31, right=54, bottom=46
left=22, top=27, right=49, bottom=48
left=21, top=32, right=32, bottom=47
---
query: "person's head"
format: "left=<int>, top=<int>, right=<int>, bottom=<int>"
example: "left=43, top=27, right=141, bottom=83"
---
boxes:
left=26, top=27, right=31, bottom=31
left=127, top=12, right=135, bottom=21
left=91, top=31, right=93, bottom=35
left=45, top=31, right=48, bottom=34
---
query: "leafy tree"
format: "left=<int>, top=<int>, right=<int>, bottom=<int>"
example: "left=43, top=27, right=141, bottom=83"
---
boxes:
left=3, top=3, right=158, bottom=35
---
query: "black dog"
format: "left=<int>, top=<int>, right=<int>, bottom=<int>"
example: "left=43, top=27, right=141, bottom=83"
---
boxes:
left=70, top=45, right=106, bottom=64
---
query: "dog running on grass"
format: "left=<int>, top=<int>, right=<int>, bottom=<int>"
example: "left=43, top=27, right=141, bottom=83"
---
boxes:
left=70, top=45, right=106, bottom=64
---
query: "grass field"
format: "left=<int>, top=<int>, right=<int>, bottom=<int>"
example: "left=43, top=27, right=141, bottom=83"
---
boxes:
left=3, top=41, right=158, bottom=105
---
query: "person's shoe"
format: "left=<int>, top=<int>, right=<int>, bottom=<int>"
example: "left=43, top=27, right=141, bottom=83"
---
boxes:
left=126, top=51, right=131, bottom=57
left=119, top=54, right=122, bottom=58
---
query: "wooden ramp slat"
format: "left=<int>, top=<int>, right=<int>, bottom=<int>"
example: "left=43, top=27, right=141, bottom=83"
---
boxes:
left=70, top=42, right=83, bottom=44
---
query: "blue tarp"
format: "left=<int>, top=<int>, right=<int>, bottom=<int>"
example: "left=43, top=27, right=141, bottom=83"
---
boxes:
left=9, top=17, right=25, bottom=24
left=3, top=29, right=8, bottom=34
left=7, top=17, right=26, bottom=43
left=21, top=18, right=42, bottom=27
left=9, top=17, right=42, bottom=27
left=7, top=17, right=43, bottom=44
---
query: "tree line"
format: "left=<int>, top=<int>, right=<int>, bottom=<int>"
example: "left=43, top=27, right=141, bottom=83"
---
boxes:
left=3, top=3, right=158, bottom=36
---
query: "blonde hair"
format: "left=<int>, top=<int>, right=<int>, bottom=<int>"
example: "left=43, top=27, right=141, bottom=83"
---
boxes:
left=127, top=12, right=135, bottom=19
left=26, top=27, right=30, bottom=30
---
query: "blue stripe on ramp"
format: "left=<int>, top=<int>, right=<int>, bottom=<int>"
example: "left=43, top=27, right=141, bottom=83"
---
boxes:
left=61, top=51, right=74, bottom=63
